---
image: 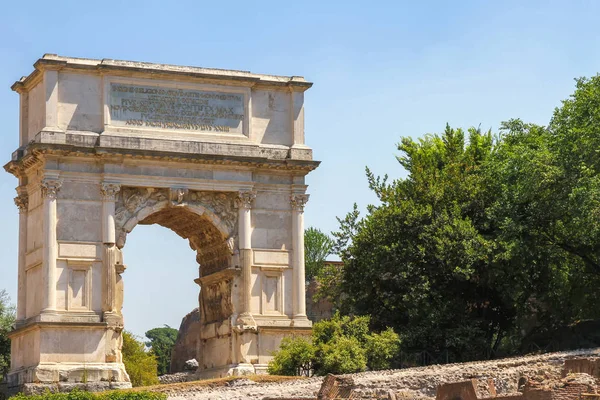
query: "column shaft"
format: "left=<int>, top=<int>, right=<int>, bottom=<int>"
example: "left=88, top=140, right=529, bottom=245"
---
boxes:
left=236, top=191, right=256, bottom=327
left=292, top=208, right=307, bottom=318
left=103, top=200, right=116, bottom=243
left=15, top=194, right=28, bottom=321
left=239, top=248, right=252, bottom=316
left=291, top=194, right=309, bottom=319
left=103, top=245, right=117, bottom=313
left=101, top=183, right=121, bottom=316
left=41, top=180, right=61, bottom=312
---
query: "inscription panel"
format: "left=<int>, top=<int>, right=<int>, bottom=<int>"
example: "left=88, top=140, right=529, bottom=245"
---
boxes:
left=109, top=83, right=245, bottom=134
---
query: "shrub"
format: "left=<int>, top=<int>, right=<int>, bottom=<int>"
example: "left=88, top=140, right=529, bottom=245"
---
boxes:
left=268, top=313, right=400, bottom=376
left=0, top=290, right=15, bottom=380
left=318, top=335, right=367, bottom=375
left=365, top=328, right=400, bottom=370
left=10, top=389, right=166, bottom=400
left=122, top=331, right=159, bottom=387
left=267, top=337, right=314, bottom=376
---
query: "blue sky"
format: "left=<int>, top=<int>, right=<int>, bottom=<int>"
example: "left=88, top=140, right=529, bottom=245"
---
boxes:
left=0, top=0, right=599, bottom=338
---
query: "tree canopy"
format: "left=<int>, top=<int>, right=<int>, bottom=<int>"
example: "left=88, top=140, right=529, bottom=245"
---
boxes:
left=122, top=331, right=159, bottom=387
left=0, top=290, right=15, bottom=381
left=145, top=326, right=178, bottom=376
left=329, top=74, right=600, bottom=361
left=304, top=227, right=335, bottom=281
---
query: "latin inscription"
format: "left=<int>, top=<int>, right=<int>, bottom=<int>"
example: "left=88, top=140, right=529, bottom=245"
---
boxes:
left=109, top=83, right=245, bottom=134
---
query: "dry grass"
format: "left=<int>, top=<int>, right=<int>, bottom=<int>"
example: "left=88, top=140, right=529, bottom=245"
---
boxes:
left=127, top=375, right=306, bottom=394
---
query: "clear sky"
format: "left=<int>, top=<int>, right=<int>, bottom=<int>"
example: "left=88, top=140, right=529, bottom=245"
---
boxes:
left=0, top=0, right=599, bottom=338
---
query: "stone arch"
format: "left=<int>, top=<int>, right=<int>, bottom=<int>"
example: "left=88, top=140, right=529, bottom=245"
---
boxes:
left=6, top=56, right=320, bottom=387
left=114, top=187, right=239, bottom=276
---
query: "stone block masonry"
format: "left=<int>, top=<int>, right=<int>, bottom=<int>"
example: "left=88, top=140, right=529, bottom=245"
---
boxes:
left=146, top=348, right=600, bottom=399
left=5, top=54, right=319, bottom=391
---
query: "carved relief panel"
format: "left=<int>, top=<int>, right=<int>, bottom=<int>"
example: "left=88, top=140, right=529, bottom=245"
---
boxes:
left=200, top=279, right=234, bottom=323
left=114, top=187, right=238, bottom=249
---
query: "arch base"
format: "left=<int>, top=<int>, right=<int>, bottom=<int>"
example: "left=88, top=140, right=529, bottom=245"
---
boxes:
left=6, top=322, right=130, bottom=391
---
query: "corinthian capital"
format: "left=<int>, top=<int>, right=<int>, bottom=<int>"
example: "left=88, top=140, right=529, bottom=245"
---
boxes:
left=14, top=194, right=29, bottom=213
left=290, top=194, right=309, bottom=211
left=41, top=179, right=62, bottom=200
left=236, top=190, right=256, bottom=209
left=101, top=182, right=121, bottom=201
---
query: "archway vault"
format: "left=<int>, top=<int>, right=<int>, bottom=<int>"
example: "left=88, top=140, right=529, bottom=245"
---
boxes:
left=115, top=187, right=237, bottom=277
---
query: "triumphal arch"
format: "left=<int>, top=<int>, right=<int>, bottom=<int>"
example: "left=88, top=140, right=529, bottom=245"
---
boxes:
left=5, top=54, right=318, bottom=389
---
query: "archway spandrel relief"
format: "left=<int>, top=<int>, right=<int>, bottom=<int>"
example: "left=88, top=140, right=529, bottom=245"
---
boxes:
left=114, top=187, right=237, bottom=248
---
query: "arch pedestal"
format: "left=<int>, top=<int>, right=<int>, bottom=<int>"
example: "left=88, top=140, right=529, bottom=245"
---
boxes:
left=5, top=55, right=318, bottom=391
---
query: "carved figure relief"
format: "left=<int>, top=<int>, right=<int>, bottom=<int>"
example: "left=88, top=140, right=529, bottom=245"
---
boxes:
left=200, top=279, right=234, bottom=323
left=114, top=187, right=237, bottom=249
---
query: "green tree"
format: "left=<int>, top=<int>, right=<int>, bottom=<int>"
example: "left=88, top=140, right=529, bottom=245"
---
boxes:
left=337, top=125, right=511, bottom=360
left=485, top=77, right=600, bottom=338
left=304, top=227, right=335, bottom=281
left=122, top=331, right=159, bottom=387
left=0, top=290, right=15, bottom=381
left=328, top=74, right=600, bottom=361
left=145, top=326, right=178, bottom=375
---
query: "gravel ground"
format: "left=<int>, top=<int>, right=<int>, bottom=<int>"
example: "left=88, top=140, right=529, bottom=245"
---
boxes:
left=165, top=348, right=600, bottom=400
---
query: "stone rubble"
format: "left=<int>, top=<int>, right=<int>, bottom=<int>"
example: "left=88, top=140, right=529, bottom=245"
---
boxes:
left=161, top=348, right=600, bottom=400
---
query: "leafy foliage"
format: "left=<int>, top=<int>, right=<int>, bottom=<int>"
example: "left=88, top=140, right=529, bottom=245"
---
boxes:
left=10, top=389, right=166, bottom=400
left=328, top=74, right=600, bottom=361
left=313, top=260, right=345, bottom=309
left=318, top=335, right=366, bottom=374
left=304, top=227, right=335, bottom=281
left=267, top=337, right=314, bottom=376
left=122, top=331, right=159, bottom=387
left=268, top=314, right=400, bottom=376
left=0, top=290, right=15, bottom=381
left=365, top=328, right=401, bottom=371
left=144, top=326, right=178, bottom=375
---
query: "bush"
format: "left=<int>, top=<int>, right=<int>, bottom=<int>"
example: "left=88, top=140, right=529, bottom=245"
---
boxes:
left=318, top=335, right=367, bottom=374
left=267, top=337, right=314, bottom=376
left=365, top=328, right=400, bottom=371
left=122, top=332, right=159, bottom=387
left=10, top=389, right=166, bottom=400
left=268, top=313, right=400, bottom=376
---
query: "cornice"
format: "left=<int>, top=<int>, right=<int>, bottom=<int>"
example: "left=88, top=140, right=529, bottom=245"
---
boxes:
left=12, top=54, right=313, bottom=93
left=3, top=143, right=320, bottom=178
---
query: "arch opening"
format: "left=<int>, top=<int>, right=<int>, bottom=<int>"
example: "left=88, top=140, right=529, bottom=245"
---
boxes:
left=138, top=206, right=233, bottom=277
left=116, top=202, right=240, bottom=375
left=121, top=223, right=200, bottom=340
left=114, top=187, right=239, bottom=277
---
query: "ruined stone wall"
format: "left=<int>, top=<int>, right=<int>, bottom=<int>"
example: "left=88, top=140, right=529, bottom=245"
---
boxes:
left=306, top=278, right=334, bottom=323
left=170, top=308, right=202, bottom=373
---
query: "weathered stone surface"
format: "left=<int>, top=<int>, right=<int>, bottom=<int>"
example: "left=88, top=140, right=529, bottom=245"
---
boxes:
left=171, top=308, right=202, bottom=373
left=185, top=359, right=199, bottom=371
left=306, top=277, right=335, bottom=323
left=155, top=348, right=600, bottom=400
left=21, top=381, right=132, bottom=395
left=6, top=55, right=318, bottom=387
left=435, top=380, right=479, bottom=400
left=157, top=372, right=197, bottom=384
